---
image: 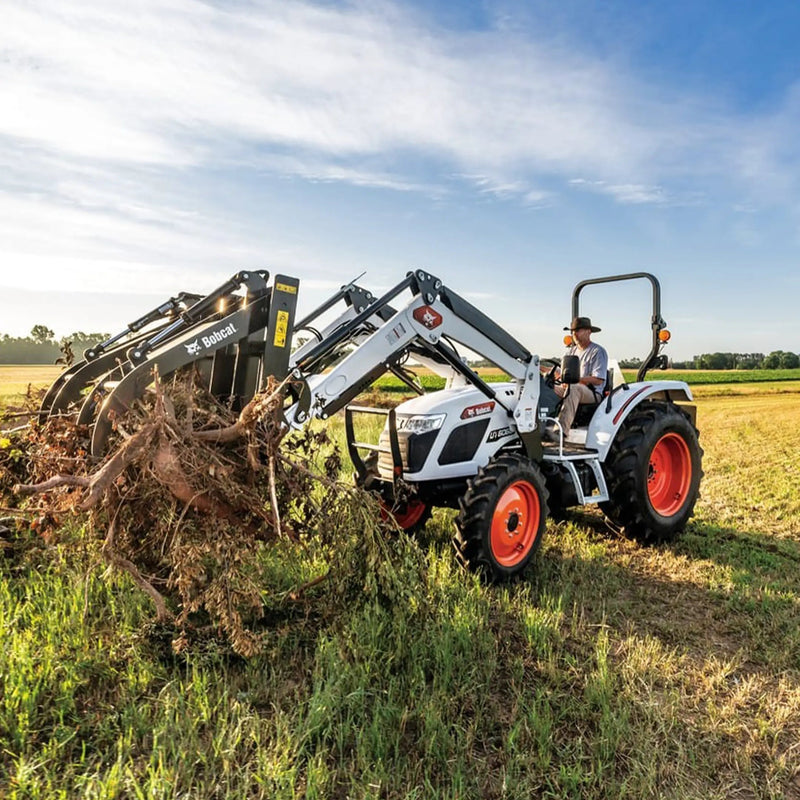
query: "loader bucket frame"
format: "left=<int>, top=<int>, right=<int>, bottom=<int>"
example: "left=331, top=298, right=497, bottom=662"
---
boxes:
left=75, top=272, right=390, bottom=456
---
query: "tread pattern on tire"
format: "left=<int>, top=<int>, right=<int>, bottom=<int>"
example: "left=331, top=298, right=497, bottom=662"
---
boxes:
left=454, top=452, right=549, bottom=582
left=601, top=401, right=703, bottom=544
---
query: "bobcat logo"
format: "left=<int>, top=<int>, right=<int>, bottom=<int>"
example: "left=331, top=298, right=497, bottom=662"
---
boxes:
left=184, top=339, right=202, bottom=356
left=412, top=305, right=443, bottom=329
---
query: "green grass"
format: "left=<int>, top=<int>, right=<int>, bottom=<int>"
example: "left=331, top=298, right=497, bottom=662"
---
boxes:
left=371, top=368, right=800, bottom=394
left=2, top=364, right=799, bottom=405
left=2, top=377, right=800, bottom=797
left=656, top=368, right=800, bottom=385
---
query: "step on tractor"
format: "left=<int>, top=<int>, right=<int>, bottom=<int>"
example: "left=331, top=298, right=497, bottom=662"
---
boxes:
left=42, top=269, right=702, bottom=583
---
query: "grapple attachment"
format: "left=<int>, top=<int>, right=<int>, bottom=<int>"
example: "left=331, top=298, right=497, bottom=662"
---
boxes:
left=88, top=271, right=300, bottom=455
left=40, top=269, right=395, bottom=457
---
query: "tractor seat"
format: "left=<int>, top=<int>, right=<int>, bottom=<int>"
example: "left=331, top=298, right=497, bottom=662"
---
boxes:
left=573, top=396, right=602, bottom=427
left=570, top=363, right=618, bottom=427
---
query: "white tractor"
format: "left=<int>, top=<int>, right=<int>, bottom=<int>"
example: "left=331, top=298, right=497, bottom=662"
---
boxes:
left=44, top=269, right=702, bottom=582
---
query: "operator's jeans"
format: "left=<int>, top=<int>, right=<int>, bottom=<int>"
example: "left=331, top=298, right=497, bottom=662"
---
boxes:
left=554, top=383, right=597, bottom=433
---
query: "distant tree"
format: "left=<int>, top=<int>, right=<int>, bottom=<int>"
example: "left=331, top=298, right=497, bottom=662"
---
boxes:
left=694, top=352, right=733, bottom=370
left=779, top=351, right=800, bottom=369
left=30, top=324, right=55, bottom=344
left=736, top=353, right=764, bottom=370
left=763, top=351, right=784, bottom=369
left=66, top=331, right=111, bottom=347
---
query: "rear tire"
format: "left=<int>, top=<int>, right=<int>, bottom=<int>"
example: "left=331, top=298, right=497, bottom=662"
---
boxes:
left=601, top=401, right=702, bottom=543
left=455, top=453, right=548, bottom=582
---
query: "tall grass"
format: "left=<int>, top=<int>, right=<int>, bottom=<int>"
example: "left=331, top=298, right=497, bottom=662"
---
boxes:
left=1, top=381, right=799, bottom=798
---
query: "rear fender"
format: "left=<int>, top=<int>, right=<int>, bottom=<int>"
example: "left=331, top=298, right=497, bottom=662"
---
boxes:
left=585, top=381, right=695, bottom=461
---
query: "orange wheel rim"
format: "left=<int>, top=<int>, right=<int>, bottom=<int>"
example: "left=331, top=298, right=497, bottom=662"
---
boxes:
left=490, top=480, right=540, bottom=567
left=383, top=499, right=427, bottom=529
left=648, top=433, right=692, bottom=516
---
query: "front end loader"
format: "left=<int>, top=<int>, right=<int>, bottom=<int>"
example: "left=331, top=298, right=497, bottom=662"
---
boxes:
left=41, top=267, right=702, bottom=584
left=40, top=272, right=388, bottom=457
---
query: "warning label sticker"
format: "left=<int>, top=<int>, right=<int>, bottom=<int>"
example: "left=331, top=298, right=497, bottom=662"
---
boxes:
left=273, top=310, right=289, bottom=347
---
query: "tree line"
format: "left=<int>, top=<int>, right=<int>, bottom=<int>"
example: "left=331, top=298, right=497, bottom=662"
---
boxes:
left=0, top=326, right=109, bottom=365
left=619, top=351, right=800, bottom=370
left=3, top=326, right=799, bottom=372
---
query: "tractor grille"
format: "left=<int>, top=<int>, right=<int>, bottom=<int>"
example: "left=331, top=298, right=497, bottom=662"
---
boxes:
left=377, top=429, right=404, bottom=477
left=377, top=429, right=439, bottom=476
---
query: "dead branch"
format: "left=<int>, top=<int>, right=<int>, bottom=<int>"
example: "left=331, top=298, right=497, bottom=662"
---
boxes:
left=268, top=452, right=282, bottom=538
left=78, top=423, right=159, bottom=510
left=192, top=376, right=292, bottom=443
left=287, top=571, right=329, bottom=601
left=14, top=474, right=91, bottom=496
left=103, top=515, right=172, bottom=622
left=150, top=437, right=279, bottom=540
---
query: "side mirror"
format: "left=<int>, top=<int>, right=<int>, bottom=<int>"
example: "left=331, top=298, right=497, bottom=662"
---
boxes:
left=560, top=354, right=580, bottom=384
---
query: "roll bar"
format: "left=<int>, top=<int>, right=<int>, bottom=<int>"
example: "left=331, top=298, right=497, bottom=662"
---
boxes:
left=571, top=272, right=668, bottom=383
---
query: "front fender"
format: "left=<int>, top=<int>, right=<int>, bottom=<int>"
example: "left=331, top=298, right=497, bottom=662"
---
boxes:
left=586, top=381, right=695, bottom=460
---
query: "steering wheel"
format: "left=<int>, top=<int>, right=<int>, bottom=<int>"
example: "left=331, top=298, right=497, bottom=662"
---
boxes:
left=541, top=358, right=561, bottom=388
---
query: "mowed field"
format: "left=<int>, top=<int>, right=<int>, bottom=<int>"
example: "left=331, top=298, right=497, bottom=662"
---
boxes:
left=0, top=364, right=62, bottom=402
left=1, top=365, right=800, bottom=798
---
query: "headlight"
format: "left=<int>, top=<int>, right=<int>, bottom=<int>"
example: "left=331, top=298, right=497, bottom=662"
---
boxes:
left=397, top=413, right=446, bottom=434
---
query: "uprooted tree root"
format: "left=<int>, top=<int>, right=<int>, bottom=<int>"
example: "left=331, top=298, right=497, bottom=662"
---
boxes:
left=8, top=373, right=424, bottom=656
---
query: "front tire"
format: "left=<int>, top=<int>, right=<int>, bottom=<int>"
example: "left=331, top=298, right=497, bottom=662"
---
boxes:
left=380, top=497, right=432, bottom=534
left=455, top=453, right=549, bottom=582
left=357, top=453, right=431, bottom=534
left=601, top=401, right=702, bottom=543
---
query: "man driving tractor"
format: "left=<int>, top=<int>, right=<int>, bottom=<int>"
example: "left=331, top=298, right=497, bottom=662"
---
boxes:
left=549, top=316, right=608, bottom=438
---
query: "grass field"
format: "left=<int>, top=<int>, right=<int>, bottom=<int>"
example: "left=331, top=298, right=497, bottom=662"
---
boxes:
left=0, top=365, right=62, bottom=403
left=3, top=364, right=800, bottom=399
left=1, top=368, right=800, bottom=798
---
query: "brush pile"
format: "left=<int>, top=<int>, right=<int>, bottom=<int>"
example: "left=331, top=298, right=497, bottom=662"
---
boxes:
left=2, top=372, right=422, bottom=656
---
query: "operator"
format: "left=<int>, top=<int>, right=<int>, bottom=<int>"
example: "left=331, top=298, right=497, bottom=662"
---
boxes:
left=550, top=316, right=608, bottom=437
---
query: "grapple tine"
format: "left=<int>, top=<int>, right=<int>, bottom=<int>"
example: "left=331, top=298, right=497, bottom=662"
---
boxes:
left=89, top=288, right=273, bottom=456
left=39, top=291, right=202, bottom=422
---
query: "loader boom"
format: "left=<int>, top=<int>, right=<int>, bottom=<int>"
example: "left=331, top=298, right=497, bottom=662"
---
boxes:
left=286, top=270, right=544, bottom=458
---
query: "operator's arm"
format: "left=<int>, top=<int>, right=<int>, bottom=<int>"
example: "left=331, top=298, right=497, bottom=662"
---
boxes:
left=580, top=344, right=608, bottom=389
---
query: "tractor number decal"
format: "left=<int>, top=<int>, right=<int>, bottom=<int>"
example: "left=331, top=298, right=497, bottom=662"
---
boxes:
left=273, top=310, right=290, bottom=348
left=386, top=321, right=407, bottom=345
left=275, top=282, right=298, bottom=295
left=487, top=426, right=514, bottom=443
left=413, top=306, right=443, bottom=329
left=461, top=401, right=495, bottom=420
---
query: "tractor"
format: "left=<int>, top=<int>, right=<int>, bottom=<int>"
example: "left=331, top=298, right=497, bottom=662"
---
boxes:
left=41, top=269, right=702, bottom=582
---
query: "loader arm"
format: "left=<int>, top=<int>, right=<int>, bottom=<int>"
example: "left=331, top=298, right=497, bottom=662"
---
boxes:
left=286, top=270, right=544, bottom=458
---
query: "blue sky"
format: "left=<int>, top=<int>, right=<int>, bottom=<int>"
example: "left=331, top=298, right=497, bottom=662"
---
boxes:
left=2, top=0, right=799, bottom=361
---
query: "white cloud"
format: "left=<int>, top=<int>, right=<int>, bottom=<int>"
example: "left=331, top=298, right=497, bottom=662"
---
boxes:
left=3, top=0, right=800, bottom=353
left=4, top=0, right=787, bottom=191
left=569, top=178, right=671, bottom=205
